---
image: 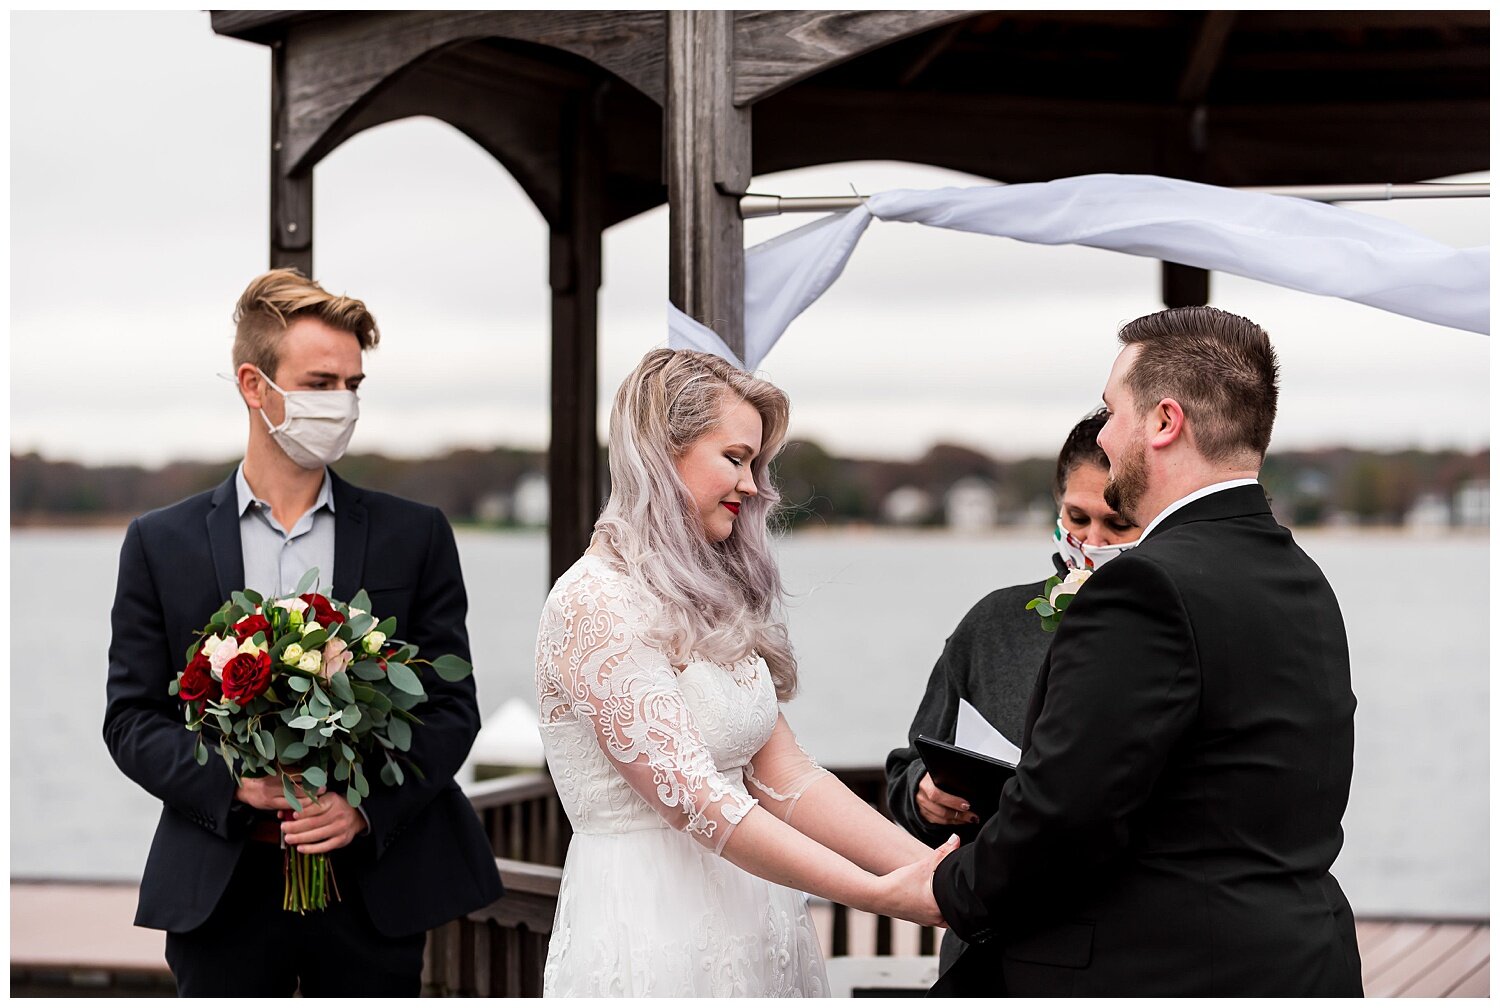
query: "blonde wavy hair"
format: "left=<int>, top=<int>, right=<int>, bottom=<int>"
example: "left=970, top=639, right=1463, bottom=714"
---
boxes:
left=592, top=349, right=799, bottom=700
left=232, top=267, right=380, bottom=377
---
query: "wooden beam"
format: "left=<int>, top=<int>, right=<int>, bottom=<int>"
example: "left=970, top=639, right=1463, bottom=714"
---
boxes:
left=1177, top=11, right=1237, bottom=104
left=733, top=10, right=975, bottom=106
left=278, top=11, right=666, bottom=174
left=751, top=88, right=1489, bottom=187
left=270, top=39, right=312, bottom=275
left=666, top=10, right=750, bottom=357
left=548, top=88, right=604, bottom=585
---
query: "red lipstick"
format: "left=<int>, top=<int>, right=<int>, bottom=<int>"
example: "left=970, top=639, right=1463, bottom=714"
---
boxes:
left=722, top=502, right=740, bottom=515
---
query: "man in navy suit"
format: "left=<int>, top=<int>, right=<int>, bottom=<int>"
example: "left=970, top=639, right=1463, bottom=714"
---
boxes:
left=929, top=306, right=1361, bottom=995
left=104, top=269, right=502, bottom=995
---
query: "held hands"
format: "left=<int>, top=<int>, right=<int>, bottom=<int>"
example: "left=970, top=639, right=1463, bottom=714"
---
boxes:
left=281, top=791, right=364, bottom=855
left=916, top=773, right=981, bottom=826
left=872, top=833, right=961, bottom=928
left=236, top=775, right=363, bottom=854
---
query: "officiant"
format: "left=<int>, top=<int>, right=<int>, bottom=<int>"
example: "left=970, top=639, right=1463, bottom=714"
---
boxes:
left=885, top=408, right=1141, bottom=971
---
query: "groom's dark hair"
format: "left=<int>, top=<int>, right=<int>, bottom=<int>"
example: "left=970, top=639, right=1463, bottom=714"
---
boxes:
left=1118, top=306, right=1279, bottom=464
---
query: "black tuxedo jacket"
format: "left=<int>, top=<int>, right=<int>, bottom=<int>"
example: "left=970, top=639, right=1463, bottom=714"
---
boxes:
left=931, top=485, right=1361, bottom=996
left=104, top=470, right=503, bottom=936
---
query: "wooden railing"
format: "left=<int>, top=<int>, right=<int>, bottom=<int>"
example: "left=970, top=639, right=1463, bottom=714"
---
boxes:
left=421, top=765, right=935, bottom=996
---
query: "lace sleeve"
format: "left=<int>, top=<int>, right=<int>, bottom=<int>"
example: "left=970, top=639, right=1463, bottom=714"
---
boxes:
left=743, top=713, right=832, bottom=826
left=551, top=569, right=758, bottom=855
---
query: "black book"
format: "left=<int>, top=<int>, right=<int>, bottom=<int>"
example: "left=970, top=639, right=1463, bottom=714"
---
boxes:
left=915, top=734, right=1018, bottom=821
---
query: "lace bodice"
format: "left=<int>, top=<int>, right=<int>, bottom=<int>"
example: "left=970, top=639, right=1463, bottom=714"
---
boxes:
left=535, top=554, right=828, bottom=855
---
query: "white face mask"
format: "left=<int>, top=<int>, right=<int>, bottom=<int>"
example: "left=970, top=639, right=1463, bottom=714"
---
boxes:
left=1053, top=518, right=1135, bottom=571
left=254, top=367, right=359, bottom=470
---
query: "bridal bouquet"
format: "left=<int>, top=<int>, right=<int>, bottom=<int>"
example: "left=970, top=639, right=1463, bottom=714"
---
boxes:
left=170, top=568, right=472, bottom=912
left=1024, top=567, right=1092, bottom=632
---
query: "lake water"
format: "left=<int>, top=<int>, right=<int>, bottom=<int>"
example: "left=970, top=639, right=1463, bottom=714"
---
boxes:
left=11, top=526, right=1488, bottom=918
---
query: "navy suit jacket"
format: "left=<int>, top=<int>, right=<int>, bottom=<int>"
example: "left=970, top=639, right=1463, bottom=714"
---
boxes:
left=104, top=469, right=503, bottom=936
left=931, top=485, right=1361, bottom=996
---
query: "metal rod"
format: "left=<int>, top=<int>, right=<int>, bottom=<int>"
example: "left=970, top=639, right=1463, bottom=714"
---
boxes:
left=739, top=182, right=1488, bottom=218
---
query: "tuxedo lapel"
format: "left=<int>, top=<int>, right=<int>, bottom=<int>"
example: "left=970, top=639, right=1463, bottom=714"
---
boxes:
left=205, top=474, right=244, bottom=600
left=331, top=470, right=368, bottom=601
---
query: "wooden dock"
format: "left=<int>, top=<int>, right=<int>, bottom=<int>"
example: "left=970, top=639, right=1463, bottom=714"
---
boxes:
left=10, top=880, right=1488, bottom=996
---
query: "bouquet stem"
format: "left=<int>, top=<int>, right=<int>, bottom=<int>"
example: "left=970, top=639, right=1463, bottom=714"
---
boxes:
left=282, top=844, right=338, bottom=913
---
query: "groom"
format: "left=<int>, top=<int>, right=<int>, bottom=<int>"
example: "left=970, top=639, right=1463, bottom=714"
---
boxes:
left=103, top=268, right=502, bottom=995
left=929, top=306, right=1361, bottom=995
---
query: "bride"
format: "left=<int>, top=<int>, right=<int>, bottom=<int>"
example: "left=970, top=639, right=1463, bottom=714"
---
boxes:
left=534, top=348, right=955, bottom=996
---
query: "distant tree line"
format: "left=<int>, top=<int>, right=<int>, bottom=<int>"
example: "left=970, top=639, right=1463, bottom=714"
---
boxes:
left=10, top=440, right=1488, bottom=529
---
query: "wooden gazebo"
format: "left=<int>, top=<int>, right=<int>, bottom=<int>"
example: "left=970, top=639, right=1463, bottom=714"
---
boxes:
left=210, top=10, right=1488, bottom=581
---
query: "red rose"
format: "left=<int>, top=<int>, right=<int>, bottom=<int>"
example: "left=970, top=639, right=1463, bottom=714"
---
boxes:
left=221, top=650, right=273, bottom=704
left=233, top=613, right=272, bottom=642
left=299, top=593, right=346, bottom=626
left=178, top=649, right=218, bottom=703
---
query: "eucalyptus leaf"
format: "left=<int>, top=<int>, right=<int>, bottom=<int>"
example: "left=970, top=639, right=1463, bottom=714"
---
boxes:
left=286, top=675, right=312, bottom=692
left=346, top=614, right=377, bottom=639
left=280, top=740, right=309, bottom=762
left=431, top=653, right=473, bottom=683
left=295, top=567, right=321, bottom=596
left=346, top=788, right=362, bottom=809
left=349, top=588, right=372, bottom=615
left=319, top=725, right=337, bottom=737
left=231, top=590, right=256, bottom=614
left=329, top=672, right=356, bottom=705
left=388, top=645, right=416, bottom=665
left=1035, top=601, right=1056, bottom=617
left=374, top=617, right=398, bottom=639
left=351, top=660, right=386, bottom=682
left=251, top=731, right=272, bottom=760
left=352, top=764, right=369, bottom=797
left=342, top=705, right=362, bottom=729
left=301, top=765, right=327, bottom=788
left=334, top=760, right=351, bottom=781
left=243, top=588, right=264, bottom=606
left=340, top=742, right=357, bottom=762
left=311, top=682, right=330, bottom=706
left=168, top=679, right=180, bottom=697
left=1055, top=594, right=1073, bottom=612
left=384, top=662, right=422, bottom=695
left=387, top=716, right=412, bottom=752
left=390, top=689, right=425, bottom=711
left=193, top=737, right=208, bottom=766
left=288, top=715, right=319, bottom=729
left=281, top=775, right=304, bottom=814
left=300, top=628, right=328, bottom=650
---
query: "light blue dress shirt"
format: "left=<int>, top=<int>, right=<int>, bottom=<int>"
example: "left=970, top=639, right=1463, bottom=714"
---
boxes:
left=234, top=464, right=336, bottom=598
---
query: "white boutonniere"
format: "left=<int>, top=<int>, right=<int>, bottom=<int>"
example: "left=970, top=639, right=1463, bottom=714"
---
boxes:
left=1025, top=567, right=1092, bottom=632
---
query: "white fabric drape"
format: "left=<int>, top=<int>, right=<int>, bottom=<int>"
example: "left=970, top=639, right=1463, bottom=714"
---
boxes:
left=668, top=174, right=1488, bottom=370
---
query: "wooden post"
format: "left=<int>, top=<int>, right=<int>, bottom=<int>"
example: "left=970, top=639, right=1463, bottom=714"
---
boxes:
left=270, top=39, right=312, bottom=275
left=1161, top=261, right=1210, bottom=307
left=547, top=87, right=604, bottom=584
left=666, top=10, right=751, bottom=360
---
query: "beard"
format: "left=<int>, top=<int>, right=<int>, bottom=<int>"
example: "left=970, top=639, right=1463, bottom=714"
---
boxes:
left=1102, top=435, right=1149, bottom=524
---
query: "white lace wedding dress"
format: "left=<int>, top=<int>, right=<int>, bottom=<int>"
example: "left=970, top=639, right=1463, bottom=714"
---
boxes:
left=534, top=554, right=832, bottom=997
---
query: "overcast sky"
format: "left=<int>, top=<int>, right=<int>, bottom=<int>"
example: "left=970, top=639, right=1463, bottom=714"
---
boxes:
left=10, top=11, right=1492, bottom=467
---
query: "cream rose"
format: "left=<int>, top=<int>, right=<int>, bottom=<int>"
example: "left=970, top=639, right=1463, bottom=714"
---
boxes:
left=281, top=642, right=305, bottom=665
left=361, top=630, right=387, bottom=654
left=296, top=649, right=323, bottom=674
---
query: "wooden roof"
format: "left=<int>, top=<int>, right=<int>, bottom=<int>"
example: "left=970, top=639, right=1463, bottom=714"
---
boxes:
left=212, top=10, right=1488, bottom=228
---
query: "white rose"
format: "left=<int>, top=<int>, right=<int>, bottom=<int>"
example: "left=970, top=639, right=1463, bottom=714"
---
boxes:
left=1049, top=568, right=1093, bottom=607
left=347, top=606, right=368, bottom=619
left=281, top=642, right=304, bottom=665
left=362, top=631, right=387, bottom=654
left=273, top=596, right=310, bottom=614
left=238, top=638, right=264, bottom=656
left=297, top=649, right=323, bottom=673
left=301, top=621, right=323, bottom=637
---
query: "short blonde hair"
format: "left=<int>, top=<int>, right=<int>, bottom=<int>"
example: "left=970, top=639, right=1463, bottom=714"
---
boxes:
left=232, top=268, right=379, bottom=377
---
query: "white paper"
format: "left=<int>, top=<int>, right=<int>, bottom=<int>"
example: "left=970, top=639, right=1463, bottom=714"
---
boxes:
left=955, top=698, right=1022, bottom=765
